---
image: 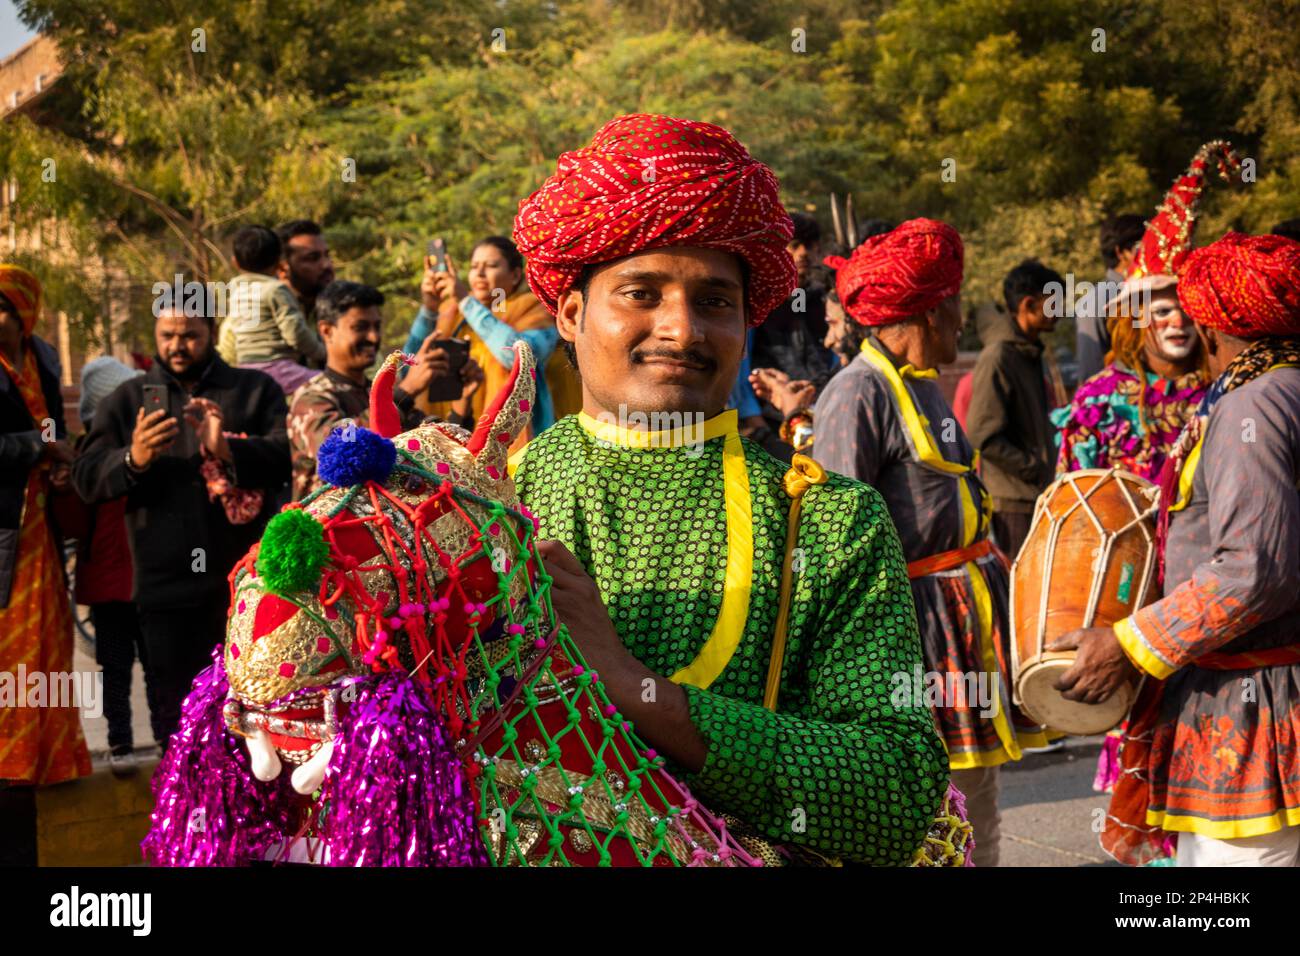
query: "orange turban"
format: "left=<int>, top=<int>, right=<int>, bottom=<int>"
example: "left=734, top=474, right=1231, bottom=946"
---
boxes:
left=514, top=113, right=796, bottom=325
left=823, top=218, right=963, bottom=327
left=0, top=264, right=43, bottom=337
left=1178, top=232, right=1300, bottom=338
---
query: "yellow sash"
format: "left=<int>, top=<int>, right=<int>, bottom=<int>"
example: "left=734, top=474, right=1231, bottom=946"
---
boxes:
left=858, top=340, right=1017, bottom=763
left=574, top=410, right=753, bottom=691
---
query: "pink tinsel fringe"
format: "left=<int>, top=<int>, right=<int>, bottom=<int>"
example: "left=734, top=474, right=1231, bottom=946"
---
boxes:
left=143, top=651, right=487, bottom=867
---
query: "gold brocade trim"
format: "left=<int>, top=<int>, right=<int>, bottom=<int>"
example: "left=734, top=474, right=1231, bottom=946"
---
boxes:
left=482, top=759, right=700, bottom=864
left=719, top=813, right=788, bottom=867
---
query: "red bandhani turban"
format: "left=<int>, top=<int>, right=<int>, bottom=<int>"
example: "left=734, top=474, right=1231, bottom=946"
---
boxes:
left=1178, top=232, right=1300, bottom=338
left=514, top=113, right=796, bottom=325
left=824, top=218, right=963, bottom=327
left=0, top=264, right=43, bottom=337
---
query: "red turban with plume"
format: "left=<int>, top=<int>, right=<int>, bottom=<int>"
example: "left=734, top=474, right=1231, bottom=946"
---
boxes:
left=1111, top=140, right=1240, bottom=306
left=513, top=113, right=796, bottom=326
left=1178, top=232, right=1300, bottom=339
left=824, top=218, right=963, bottom=327
left=0, top=264, right=43, bottom=337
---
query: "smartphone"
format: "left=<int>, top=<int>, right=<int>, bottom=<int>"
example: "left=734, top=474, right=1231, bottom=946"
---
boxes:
left=424, top=337, right=470, bottom=403
left=142, top=384, right=168, bottom=418
left=427, top=238, right=448, bottom=274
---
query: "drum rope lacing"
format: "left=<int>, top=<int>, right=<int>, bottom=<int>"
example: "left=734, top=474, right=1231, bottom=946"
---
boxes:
left=1026, top=468, right=1160, bottom=655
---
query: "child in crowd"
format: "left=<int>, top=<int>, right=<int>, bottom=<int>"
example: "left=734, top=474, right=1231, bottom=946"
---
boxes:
left=218, top=225, right=324, bottom=394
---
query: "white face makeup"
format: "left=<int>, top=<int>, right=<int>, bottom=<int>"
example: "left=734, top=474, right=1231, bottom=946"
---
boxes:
left=1144, top=294, right=1197, bottom=361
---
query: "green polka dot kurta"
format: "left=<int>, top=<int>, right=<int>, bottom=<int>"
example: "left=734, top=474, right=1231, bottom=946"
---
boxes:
left=513, top=413, right=947, bottom=864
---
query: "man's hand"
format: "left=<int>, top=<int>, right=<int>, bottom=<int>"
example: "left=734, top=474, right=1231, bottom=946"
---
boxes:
left=184, top=397, right=231, bottom=463
left=536, top=540, right=629, bottom=675
left=44, top=438, right=75, bottom=466
left=749, top=367, right=816, bottom=418
left=1048, top=626, right=1139, bottom=704
left=748, top=366, right=790, bottom=399
left=129, top=406, right=179, bottom=470
left=401, top=332, right=453, bottom=396
left=452, top=358, right=484, bottom=418
left=535, top=539, right=709, bottom=771
left=45, top=439, right=76, bottom=490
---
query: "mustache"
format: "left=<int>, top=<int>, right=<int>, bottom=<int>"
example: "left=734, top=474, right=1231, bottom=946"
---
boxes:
left=631, top=347, right=716, bottom=371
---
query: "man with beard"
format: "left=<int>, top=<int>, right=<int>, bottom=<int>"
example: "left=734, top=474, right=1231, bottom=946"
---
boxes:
left=276, top=219, right=336, bottom=320
left=1054, top=231, right=1300, bottom=867
left=74, top=308, right=290, bottom=745
left=508, top=113, right=950, bottom=866
left=217, top=220, right=336, bottom=367
left=286, top=280, right=483, bottom=500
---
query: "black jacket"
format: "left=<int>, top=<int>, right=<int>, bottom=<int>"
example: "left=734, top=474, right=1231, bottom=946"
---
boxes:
left=966, top=310, right=1057, bottom=512
left=751, top=286, right=833, bottom=390
left=72, top=354, right=290, bottom=609
left=0, top=335, right=65, bottom=606
left=749, top=285, right=834, bottom=429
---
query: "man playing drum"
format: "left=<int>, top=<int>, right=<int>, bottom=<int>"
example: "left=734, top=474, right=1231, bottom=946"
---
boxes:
left=1052, top=231, right=1300, bottom=867
left=1051, top=142, right=1232, bottom=795
left=813, top=219, right=1054, bottom=866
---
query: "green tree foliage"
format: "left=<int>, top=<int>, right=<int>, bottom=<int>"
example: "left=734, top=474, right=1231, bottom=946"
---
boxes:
left=1, top=0, right=1295, bottom=354
left=322, top=27, right=846, bottom=332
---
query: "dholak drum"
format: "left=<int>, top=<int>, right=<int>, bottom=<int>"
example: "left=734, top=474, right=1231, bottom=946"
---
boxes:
left=1010, top=468, right=1159, bottom=734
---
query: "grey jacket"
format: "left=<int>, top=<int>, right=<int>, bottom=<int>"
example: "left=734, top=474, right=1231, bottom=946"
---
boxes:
left=966, top=310, right=1056, bottom=512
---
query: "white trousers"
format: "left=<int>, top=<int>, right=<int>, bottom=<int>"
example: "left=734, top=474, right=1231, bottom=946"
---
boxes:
left=1177, top=826, right=1300, bottom=866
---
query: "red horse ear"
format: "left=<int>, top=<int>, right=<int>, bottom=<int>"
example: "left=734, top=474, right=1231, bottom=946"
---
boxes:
left=467, top=341, right=535, bottom=477
left=368, top=351, right=406, bottom=439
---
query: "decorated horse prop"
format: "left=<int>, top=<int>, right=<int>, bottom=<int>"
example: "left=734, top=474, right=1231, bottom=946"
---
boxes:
left=143, top=343, right=774, bottom=866
left=143, top=342, right=971, bottom=867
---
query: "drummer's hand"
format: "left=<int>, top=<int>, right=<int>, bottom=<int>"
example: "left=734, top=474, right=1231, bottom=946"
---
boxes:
left=1048, top=626, right=1139, bottom=704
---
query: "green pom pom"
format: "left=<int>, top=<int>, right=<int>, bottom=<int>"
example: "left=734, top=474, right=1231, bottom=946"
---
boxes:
left=256, top=509, right=329, bottom=596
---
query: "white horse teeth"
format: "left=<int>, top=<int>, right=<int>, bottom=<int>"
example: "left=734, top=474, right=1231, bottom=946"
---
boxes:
left=290, top=740, right=335, bottom=795
left=246, top=729, right=282, bottom=781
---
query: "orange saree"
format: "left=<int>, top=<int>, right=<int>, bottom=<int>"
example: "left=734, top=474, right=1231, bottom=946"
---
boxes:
left=0, top=346, right=91, bottom=785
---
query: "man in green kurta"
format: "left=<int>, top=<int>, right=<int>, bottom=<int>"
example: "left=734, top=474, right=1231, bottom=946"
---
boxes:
left=507, top=113, right=948, bottom=865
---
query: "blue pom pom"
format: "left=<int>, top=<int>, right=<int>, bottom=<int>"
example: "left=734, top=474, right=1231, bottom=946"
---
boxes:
left=318, top=425, right=397, bottom=487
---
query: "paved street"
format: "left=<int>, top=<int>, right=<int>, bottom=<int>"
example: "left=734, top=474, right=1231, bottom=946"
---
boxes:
left=1000, top=735, right=1121, bottom=866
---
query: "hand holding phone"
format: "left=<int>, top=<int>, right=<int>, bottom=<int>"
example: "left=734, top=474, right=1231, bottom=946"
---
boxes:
left=412, top=334, right=470, bottom=403
left=427, top=238, right=448, bottom=274
left=130, top=385, right=178, bottom=471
